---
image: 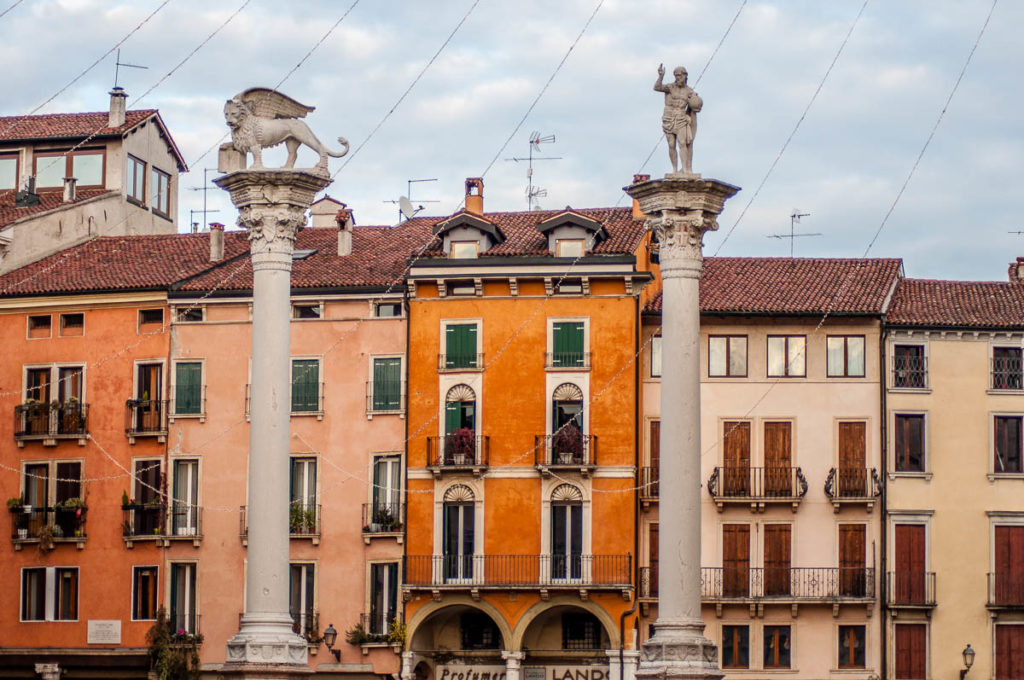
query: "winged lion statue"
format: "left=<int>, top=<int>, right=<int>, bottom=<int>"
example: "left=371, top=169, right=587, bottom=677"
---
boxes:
left=223, top=88, right=349, bottom=172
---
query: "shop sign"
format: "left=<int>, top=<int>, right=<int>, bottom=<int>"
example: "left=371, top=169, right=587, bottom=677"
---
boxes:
left=530, top=666, right=611, bottom=680
left=438, top=665, right=507, bottom=680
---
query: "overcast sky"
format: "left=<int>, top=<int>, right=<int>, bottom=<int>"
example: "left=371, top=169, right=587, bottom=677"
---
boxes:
left=2, top=0, right=1020, bottom=281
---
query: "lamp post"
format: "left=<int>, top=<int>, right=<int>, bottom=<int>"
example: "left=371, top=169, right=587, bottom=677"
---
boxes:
left=960, top=644, right=975, bottom=680
left=323, top=624, right=342, bottom=662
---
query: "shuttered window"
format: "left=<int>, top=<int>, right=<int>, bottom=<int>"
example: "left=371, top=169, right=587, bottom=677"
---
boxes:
left=722, top=524, right=750, bottom=598
left=995, top=526, right=1024, bottom=606
left=894, top=414, right=925, bottom=472
left=445, top=324, right=478, bottom=368
left=174, top=362, right=202, bottom=415
left=997, top=625, right=1024, bottom=680
left=372, top=358, right=402, bottom=411
left=764, top=525, right=791, bottom=596
left=552, top=322, right=585, bottom=367
left=290, top=359, right=319, bottom=412
left=895, top=624, right=927, bottom=679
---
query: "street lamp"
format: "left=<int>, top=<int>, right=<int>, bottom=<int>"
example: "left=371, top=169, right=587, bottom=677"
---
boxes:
left=323, top=623, right=341, bottom=662
left=960, top=644, right=975, bottom=680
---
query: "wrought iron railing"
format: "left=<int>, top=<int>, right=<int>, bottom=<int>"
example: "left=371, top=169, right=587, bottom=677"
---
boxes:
left=365, top=380, right=406, bottom=413
left=239, top=503, right=321, bottom=538
left=534, top=433, right=597, bottom=467
left=992, top=356, right=1024, bottom=390
left=886, top=571, right=937, bottom=607
left=892, top=355, right=927, bottom=389
left=824, top=467, right=882, bottom=500
left=125, top=399, right=169, bottom=436
left=988, top=572, right=1024, bottom=607
left=169, top=503, right=202, bottom=538
left=122, top=504, right=167, bottom=538
left=14, top=402, right=89, bottom=439
left=707, top=466, right=809, bottom=501
left=10, top=505, right=88, bottom=541
left=169, top=611, right=200, bottom=637
left=701, top=567, right=875, bottom=601
left=362, top=502, right=405, bottom=533
left=438, top=353, right=484, bottom=371
left=427, top=434, right=490, bottom=468
left=639, top=566, right=658, bottom=598
left=640, top=466, right=659, bottom=501
left=361, top=612, right=400, bottom=641
left=291, top=608, right=319, bottom=642
left=404, top=554, right=632, bottom=588
left=545, top=352, right=591, bottom=369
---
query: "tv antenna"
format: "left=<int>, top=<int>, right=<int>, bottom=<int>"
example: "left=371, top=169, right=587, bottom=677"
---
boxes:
left=767, top=209, right=821, bottom=257
left=114, top=49, right=148, bottom=89
left=187, top=169, right=219, bottom=232
left=384, top=178, right=439, bottom=223
left=189, top=208, right=220, bottom=233
left=505, top=131, right=561, bottom=210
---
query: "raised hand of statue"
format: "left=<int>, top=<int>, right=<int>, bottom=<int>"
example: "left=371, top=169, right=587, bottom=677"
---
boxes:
left=657, top=63, right=665, bottom=77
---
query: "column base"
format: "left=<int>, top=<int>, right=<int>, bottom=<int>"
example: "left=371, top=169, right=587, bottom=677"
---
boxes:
left=225, top=612, right=310, bottom=670
left=636, top=620, right=722, bottom=680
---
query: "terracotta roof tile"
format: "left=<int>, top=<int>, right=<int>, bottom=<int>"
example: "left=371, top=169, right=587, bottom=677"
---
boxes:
left=0, top=232, right=250, bottom=297
left=886, top=278, right=1024, bottom=328
left=0, top=188, right=116, bottom=229
left=0, top=110, right=156, bottom=141
left=645, top=257, right=903, bottom=315
left=405, top=206, right=645, bottom=258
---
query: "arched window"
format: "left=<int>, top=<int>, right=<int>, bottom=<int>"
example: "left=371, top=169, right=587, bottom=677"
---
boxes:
left=551, top=383, right=585, bottom=464
left=444, top=385, right=477, bottom=464
left=550, top=484, right=583, bottom=580
left=443, top=484, right=475, bottom=581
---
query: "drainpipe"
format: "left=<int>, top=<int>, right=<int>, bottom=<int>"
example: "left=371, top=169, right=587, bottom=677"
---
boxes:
left=619, top=593, right=638, bottom=680
left=619, top=293, right=641, bottom=680
left=402, top=289, right=411, bottom=623
left=879, top=323, right=888, bottom=679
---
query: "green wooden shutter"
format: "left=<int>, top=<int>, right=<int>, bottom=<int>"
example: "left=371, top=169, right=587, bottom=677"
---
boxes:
left=373, top=358, right=401, bottom=410
left=553, top=322, right=584, bottom=366
left=175, top=363, right=202, bottom=415
left=446, top=324, right=476, bottom=368
left=445, top=401, right=461, bottom=434
left=291, top=360, right=318, bottom=412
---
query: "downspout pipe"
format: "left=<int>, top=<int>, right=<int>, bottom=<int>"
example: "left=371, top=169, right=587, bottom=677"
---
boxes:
left=879, top=322, right=888, bottom=679
left=621, top=290, right=642, bottom=680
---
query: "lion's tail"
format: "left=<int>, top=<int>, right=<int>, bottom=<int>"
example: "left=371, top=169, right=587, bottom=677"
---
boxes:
left=327, top=137, right=350, bottom=158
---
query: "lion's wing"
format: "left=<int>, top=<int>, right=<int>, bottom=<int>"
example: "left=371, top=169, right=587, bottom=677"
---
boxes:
left=236, top=88, right=315, bottom=120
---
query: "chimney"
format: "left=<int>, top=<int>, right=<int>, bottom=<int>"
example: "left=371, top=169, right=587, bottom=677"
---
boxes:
left=108, top=87, right=127, bottom=128
left=62, top=177, right=77, bottom=203
left=1010, top=257, right=1024, bottom=282
left=631, top=174, right=650, bottom=219
left=209, top=223, right=225, bottom=262
left=465, top=177, right=484, bottom=216
left=311, top=195, right=344, bottom=228
left=336, top=205, right=354, bottom=256
left=15, top=176, right=39, bottom=207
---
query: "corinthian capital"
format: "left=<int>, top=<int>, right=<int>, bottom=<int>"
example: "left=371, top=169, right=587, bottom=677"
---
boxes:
left=238, top=204, right=307, bottom=254
left=647, top=210, right=718, bottom=265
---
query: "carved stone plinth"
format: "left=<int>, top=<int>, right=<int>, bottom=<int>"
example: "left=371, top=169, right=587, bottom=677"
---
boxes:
left=626, top=175, right=739, bottom=680
left=216, top=168, right=331, bottom=676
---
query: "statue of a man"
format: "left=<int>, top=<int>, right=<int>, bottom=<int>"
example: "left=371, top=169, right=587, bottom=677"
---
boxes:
left=654, top=64, right=702, bottom=174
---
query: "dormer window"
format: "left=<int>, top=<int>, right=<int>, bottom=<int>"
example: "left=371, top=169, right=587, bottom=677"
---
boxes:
left=34, top=149, right=104, bottom=188
left=556, top=240, right=585, bottom=258
left=451, top=241, right=479, bottom=259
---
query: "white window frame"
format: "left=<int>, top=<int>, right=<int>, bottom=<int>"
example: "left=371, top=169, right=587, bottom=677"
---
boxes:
left=547, top=317, right=590, bottom=371
left=366, top=559, right=401, bottom=637
left=650, top=335, right=662, bottom=378
left=169, top=359, right=205, bottom=422
left=167, top=560, right=199, bottom=634
left=440, top=318, right=483, bottom=372
left=169, top=457, right=201, bottom=538
left=26, top=313, right=52, bottom=339
left=291, top=301, right=324, bottom=320
left=989, top=338, right=1024, bottom=392
left=58, top=312, right=85, bottom=337
left=289, top=560, right=317, bottom=637
left=289, top=355, right=324, bottom=418
left=370, top=453, right=403, bottom=509
left=20, top=458, right=85, bottom=507
left=173, top=305, right=205, bottom=323
left=888, top=336, right=930, bottom=392
left=131, top=358, right=167, bottom=402
left=22, top=362, right=87, bottom=404
left=373, top=300, right=404, bottom=318
left=137, top=308, right=165, bottom=334
left=433, top=479, right=485, bottom=582
left=555, top=239, right=586, bottom=258
left=131, top=564, right=160, bottom=621
left=450, top=241, right=479, bottom=259
left=539, top=478, right=592, bottom=585
left=20, top=566, right=79, bottom=622
left=368, top=353, right=406, bottom=416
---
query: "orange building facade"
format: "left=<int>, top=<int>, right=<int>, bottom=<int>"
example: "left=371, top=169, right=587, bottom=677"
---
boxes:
left=400, top=181, right=651, bottom=680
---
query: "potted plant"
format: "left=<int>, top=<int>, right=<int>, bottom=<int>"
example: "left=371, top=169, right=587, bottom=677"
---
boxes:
left=371, top=505, right=395, bottom=532
left=552, top=424, right=584, bottom=463
left=55, top=497, right=86, bottom=536
left=444, top=427, right=476, bottom=464
left=7, top=496, right=24, bottom=512
left=61, top=397, right=84, bottom=432
left=290, top=504, right=316, bottom=534
left=121, top=490, right=131, bottom=509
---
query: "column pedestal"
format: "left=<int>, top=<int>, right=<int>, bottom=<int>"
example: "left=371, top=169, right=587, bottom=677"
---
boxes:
left=215, top=168, right=331, bottom=678
left=625, top=175, right=739, bottom=680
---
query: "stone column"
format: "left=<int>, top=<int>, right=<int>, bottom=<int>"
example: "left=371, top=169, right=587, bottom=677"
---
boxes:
left=502, top=651, right=526, bottom=680
left=401, top=651, right=417, bottom=680
left=215, top=168, right=331, bottom=676
left=625, top=175, right=739, bottom=680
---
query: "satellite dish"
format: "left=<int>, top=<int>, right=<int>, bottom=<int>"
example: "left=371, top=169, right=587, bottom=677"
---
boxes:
left=399, top=196, right=419, bottom=220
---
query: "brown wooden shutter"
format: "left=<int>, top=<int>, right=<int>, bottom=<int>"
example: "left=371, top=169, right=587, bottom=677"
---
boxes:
left=838, top=422, right=867, bottom=496
left=649, top=524, right=659, bottom=597
left=894, top=624, right=926, bottom=680
left=764, top=525, right=791, bottom=596
left=997, top=624, right=1024, bottom=680
left=723, top=422, right=751, bottom=495
left=839, top=524, right=867, bottom=597
left=894, top=524, right=926, bottom=603
left=995, top=526, right=1024, bottom=605
left=650, top=420, right=660, bottom=468
left=722, top=524, right=750, bottom=597
left=764, top=422, right=792, bottom=496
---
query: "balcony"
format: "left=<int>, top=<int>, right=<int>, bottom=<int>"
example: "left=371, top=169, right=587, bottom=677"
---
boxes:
left=365, top=380, right=407, bottom=416
left=14, top=402, right=89, bottom=447
left=701, top=567, right=875, bottom=614
left=245, top=384, right=325, bottom=421
left=239, top=503, right=321, bottom=545
left=10, top=505, right=88, bottom=550
left=892, top=355, right=928, bottom=389
left=362, top=502, right=404, bottom=543
left=886, top=571, right=937, bottom=609
left=640, top=467, right=659, bottom=508
left=168, top=503, right=203, bottom=546
left=170, top=612, right=201, bottom=639
left=426, top=433, right=490, bottom=477
left=992, top=356, right=1024, bottom=391
left=988, top=573, right=1024, bottom=610
left=545, top=352, right=591, bottom=370
left=404, top=554, right=632, bottom=598
left=824, top=467, right=882, bottom=513
left=125, top=399, right=169, bottom=443
left=534, top=431, right=597, bottom=476
left=438, top=353, right=484, bottom=372
left=357, top=613, right=402, bottom=650
left=707, top=466, right=809, bottom=512
left=291, top=608, right=320, bottom=645
left=122, top=504, right=168, bottom=547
